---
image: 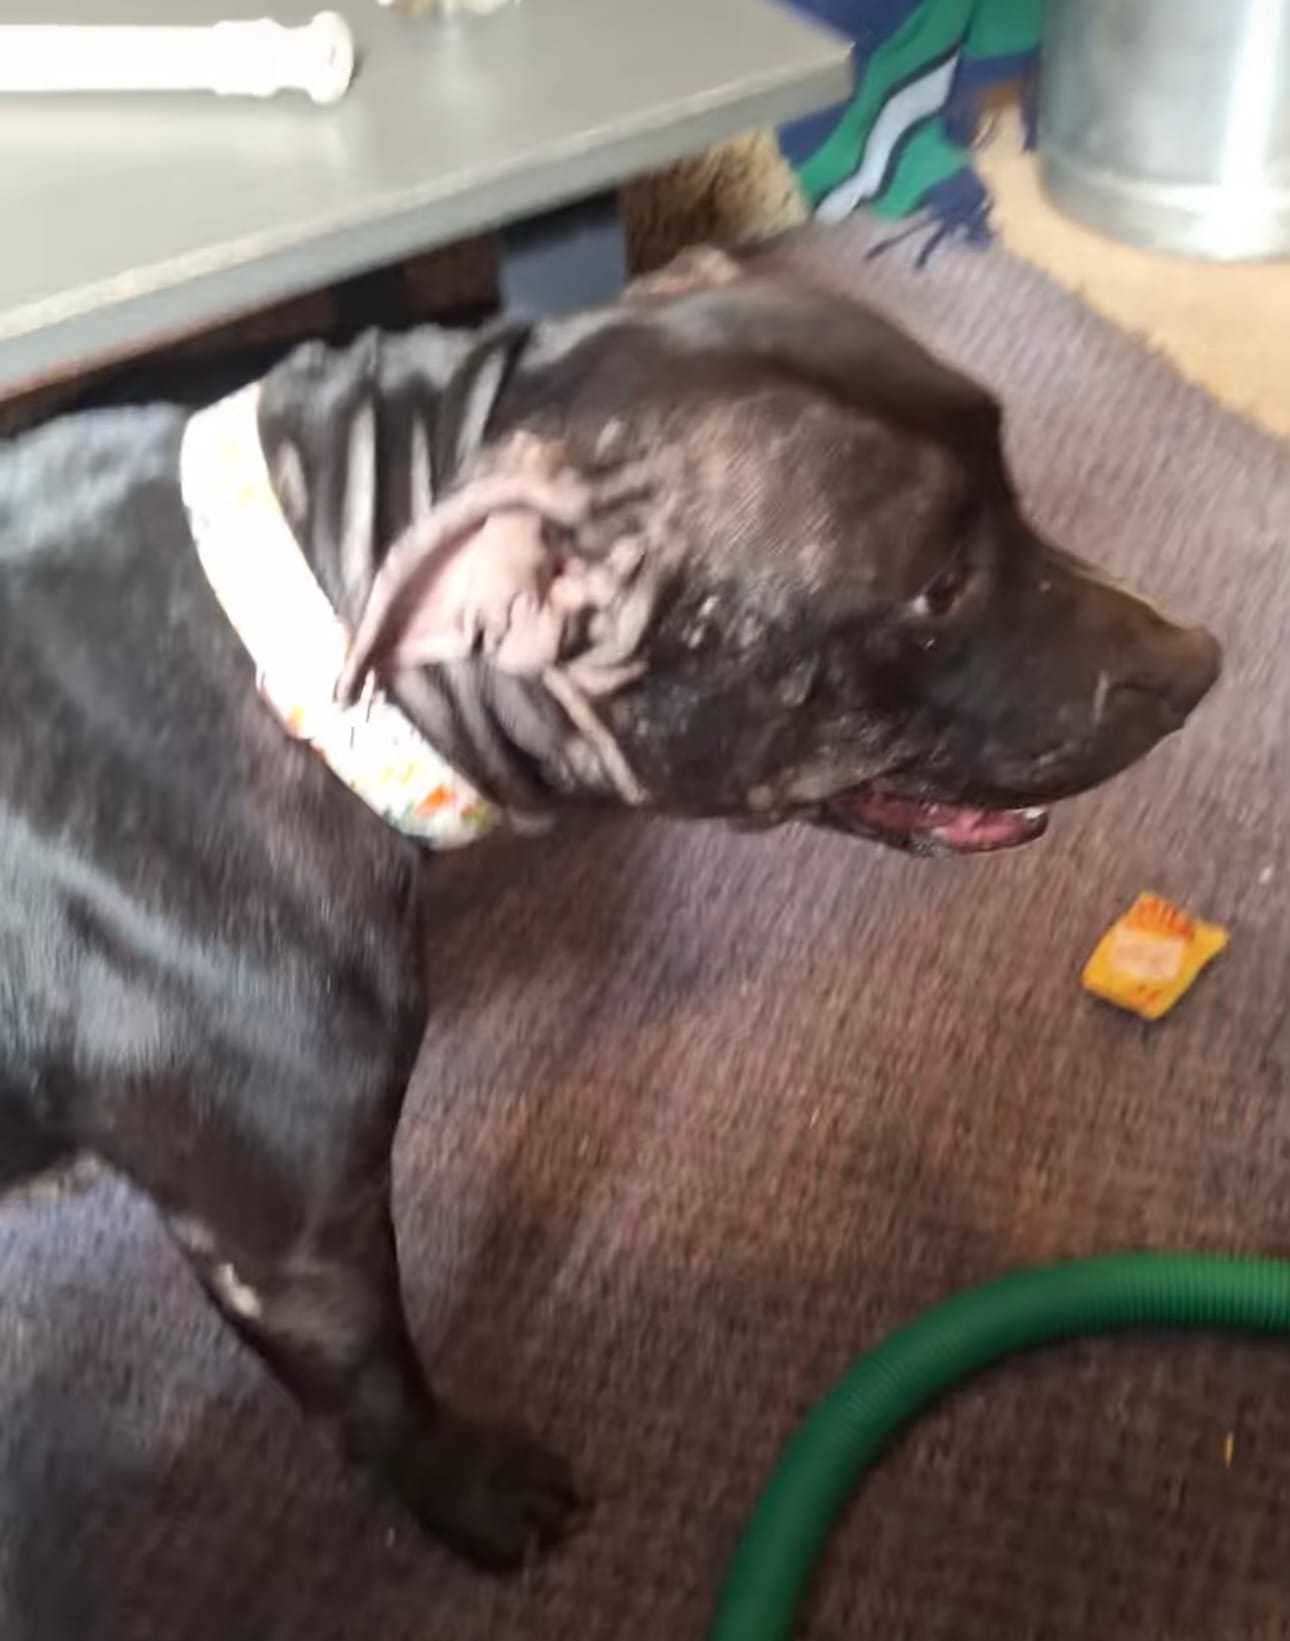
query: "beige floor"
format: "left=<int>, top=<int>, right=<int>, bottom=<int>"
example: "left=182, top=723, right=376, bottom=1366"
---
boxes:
left=977, top=108, right=1290, bottom=441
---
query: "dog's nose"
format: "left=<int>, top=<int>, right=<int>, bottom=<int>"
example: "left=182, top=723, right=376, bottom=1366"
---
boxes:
left=1161, top=624, right=1222, bottom=717
left=1111, top=620, right=1220, bottom=729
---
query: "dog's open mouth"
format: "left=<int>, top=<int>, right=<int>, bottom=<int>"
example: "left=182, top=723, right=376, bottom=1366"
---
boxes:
left=823, top=788, right=1050, bottom=854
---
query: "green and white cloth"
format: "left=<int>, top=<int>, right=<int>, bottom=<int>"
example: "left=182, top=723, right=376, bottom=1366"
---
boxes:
left=779, top=0, right=1043, bottom=257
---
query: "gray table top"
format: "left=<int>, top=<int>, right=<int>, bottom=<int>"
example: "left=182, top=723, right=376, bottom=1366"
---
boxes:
left=0, top=0, right=850, bottom=397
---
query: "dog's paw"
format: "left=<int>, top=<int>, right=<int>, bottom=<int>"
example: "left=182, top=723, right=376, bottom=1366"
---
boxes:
left=400, top=1412, right=585, bottom=1571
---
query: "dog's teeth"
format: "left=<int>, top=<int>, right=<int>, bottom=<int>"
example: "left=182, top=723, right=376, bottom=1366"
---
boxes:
left=1021, top=807, right=1046, bottom=820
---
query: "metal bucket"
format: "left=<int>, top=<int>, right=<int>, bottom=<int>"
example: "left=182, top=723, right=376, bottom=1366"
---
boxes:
left=1038, top=0, right=1290, bottom=260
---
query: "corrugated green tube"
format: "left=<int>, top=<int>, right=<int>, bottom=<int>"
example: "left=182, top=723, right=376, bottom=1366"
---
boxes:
left=711, top=1253, right=1290, bottom=1640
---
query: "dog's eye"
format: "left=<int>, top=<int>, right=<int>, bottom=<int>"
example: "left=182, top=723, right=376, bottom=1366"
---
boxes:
left=913, top=558, right=972, bottom=619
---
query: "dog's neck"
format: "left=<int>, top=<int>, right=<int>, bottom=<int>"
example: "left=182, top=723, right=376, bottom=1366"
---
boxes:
left=252, top=326, right=578, bottom=818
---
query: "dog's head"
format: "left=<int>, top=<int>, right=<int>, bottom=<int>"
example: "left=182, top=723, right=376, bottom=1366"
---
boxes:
left=338, top=249, right=1220, bottom=854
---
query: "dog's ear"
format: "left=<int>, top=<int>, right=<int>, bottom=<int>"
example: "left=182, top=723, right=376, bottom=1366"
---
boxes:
left=336, top=436, right=660, bottom=710
left=336, top=444, right=583, bottom=704
left=625, top=245, right=743, bottom=301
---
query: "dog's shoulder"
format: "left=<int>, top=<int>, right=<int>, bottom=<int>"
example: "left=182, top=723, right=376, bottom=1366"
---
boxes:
left=0, top=403, right=186, bottom=571
left=0, top=391, right=427, bottom=1107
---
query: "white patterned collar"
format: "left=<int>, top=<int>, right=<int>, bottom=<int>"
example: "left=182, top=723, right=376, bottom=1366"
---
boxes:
left=179, top=382, right=500, bottom=850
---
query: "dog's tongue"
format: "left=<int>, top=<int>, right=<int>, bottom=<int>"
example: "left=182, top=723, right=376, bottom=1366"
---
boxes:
left=847, top=791, right=1048, bottom=853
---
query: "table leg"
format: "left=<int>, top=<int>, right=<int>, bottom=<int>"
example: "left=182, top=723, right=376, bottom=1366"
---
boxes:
left=498, top=190, right=628, bottom=316
left=332, top=265, right=415, bottom=337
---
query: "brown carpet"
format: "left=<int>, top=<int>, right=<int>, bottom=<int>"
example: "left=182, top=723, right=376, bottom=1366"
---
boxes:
left=4, top=217, right=1290, bottom=1641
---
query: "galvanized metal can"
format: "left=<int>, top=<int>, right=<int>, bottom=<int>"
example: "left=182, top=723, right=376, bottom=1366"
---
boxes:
left=1039, top=0, right=1290, bottom=260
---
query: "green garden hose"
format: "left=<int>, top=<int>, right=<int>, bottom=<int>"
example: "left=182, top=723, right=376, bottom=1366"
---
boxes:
left=711, top=1252, right=1290, bottom=1640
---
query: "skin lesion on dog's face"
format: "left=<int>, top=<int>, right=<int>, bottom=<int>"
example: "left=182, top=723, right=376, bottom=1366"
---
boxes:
left=595, top=414, right=1221, bottom=855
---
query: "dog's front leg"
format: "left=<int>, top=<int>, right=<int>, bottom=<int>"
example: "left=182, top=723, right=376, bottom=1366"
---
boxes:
left=181, top=1196, right=578, bottom=1568
left=100, top=1073, right=580, bottom=1570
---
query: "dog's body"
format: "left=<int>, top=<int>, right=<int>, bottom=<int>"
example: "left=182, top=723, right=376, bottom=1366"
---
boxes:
left=0, top=252, right=1219, bottom=1568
